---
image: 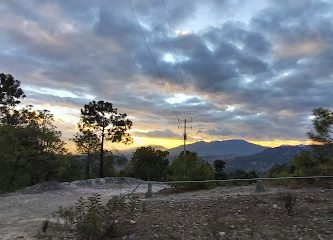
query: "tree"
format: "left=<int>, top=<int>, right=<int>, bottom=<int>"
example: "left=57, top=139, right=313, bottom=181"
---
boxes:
left=213, top=160, right=227, bottom=180
left=0, top=73, right=25, bottom=108
left=0, top=106, right=66, bottom=190
left=227, top=169, right=258, bottom=179
left=308, top=108, right=333, bottom=144
left=0, top=73, right=25, bottom=124
left=168, top=151, right=215, bottom=189
left=289, top=107, right=333, bottom=177
left=79, top=101, right=133, bottom=177
left=130, top=146, right=169, bottom=181
left=73, top=129, right=100, bottom=179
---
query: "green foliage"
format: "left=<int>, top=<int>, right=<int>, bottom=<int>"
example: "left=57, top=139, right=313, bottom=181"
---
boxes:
left=0, top=106, right=67, bottom=192
left=0, top=73, right=25, bottom=106
left=292, top=148, right=333, bottom=176
left=79, top=100, right=133, bottom=177
left=227, top=169, right=259, bottom=179
left=268, top=108, right=333, bottom=178
left=53, top=194, right=138, bottom=240
left=268, top=164, right=295, bottom=177
left=130, top=146, right=169, bottom=181
left=213, top=160, right=227, bottom=180
left=72, top=129, right=100, bottom=179
left=308, top=108, right=333, bottom=144
left=168, top=151, right=215, bottom=189
left=54, top=154, right=86, bottom=182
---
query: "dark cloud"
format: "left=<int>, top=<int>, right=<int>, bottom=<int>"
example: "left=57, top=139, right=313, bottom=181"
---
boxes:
left=1, top=0, right=333, bottom=144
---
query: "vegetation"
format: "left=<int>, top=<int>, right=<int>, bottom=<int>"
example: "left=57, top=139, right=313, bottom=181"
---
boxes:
left=227, top=169, right=259, bottom=179
left=72, top=129, right=100, bottom=179
left=168, top=151, right=215, bottom=189
left=268, top=108, right=333, bottom=178
left=0, top=74, right=67, bottom=192
left=52, top=194, right=140, bottom=240
left=78, top=100, right=133, bottom=177
left=308, top=108, right=333, bottom=144
left=213, top=160, right=227, bottom=180
left=0, top=73, right=133, bottom=192
left=129, top=146, right=169, bottom=181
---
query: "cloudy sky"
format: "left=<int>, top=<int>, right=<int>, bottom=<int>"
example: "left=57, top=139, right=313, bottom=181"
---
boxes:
left=1, top=0, right=333, bottom=151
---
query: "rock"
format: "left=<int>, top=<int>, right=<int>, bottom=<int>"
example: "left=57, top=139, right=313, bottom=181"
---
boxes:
left=273, top=204, right=278, bottom=209
left=255, top=180, right=265, bottom=193
left=130, top=220, right=136, bottom=224
left=145, top=183, right=153, bottom=198
left=218, top=232, right=226, bottom=237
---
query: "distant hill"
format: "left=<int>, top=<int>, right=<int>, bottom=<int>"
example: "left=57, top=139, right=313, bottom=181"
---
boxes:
left=225, top=145, right=310, bottom=172
left=168, top=139, right=268, bottom=158
left=116, top=145, right=168, bottom=157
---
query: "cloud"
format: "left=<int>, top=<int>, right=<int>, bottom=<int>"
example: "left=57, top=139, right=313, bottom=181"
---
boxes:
left=1, top=0, right=333, bottom=146
left=274, top=39, right=327, bottom=58
left=134, top=129, right=181, bottom=139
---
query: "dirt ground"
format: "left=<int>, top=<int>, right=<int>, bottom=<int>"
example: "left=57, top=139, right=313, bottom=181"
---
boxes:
left=1, top=181, right=332, bottom=240
left=0, top=178, right=165, bottom=240
left=116, top=186, right=333, bottom=240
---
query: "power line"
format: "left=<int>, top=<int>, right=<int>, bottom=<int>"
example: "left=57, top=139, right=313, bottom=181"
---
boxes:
left=162, top=0, right=186, bottom=90
left=127, top=0, right=163, bottom=80
left=127, top=0, right=176, bottom=132
left=163, top=0, right=199, bottom=146
left=127, top=0, right=195, bottom=147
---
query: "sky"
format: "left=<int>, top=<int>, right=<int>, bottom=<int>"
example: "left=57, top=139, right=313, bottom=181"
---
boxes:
left=1, top=0, right=333, bottom=151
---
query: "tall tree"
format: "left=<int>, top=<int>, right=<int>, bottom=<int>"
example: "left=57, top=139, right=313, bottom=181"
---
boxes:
left=73, top=129, right=100, bottom=179
left=0, top=73, right=25, bottom=124
left=213, top=160, right=227, bottom=180
left=79, top=101, right=133, bottom=177
left=308, top=108, right=333, bottom=144
left=131, top=146, right=169, bottom=181
left=0, top=106, right=66, bottom=190
left=0, top=73, right=25, bottom=107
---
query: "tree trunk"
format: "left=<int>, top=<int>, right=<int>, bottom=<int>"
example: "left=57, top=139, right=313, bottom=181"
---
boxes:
left=100, top=127, right=105, bottom=178
left=86, top=151, right=90, bottom=179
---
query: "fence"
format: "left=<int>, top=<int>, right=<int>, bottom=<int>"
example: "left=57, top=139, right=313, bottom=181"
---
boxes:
left=127, top=175, right=333, bottom=198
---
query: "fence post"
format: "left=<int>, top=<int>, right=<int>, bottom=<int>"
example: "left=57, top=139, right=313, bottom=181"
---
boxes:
left=255, top=180, right=265, bottom=193
left=145, top=183, right=153, bottom=198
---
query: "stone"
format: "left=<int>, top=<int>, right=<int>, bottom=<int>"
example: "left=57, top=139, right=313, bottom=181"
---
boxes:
left=255, top=180, right=265, bottom=193
left=145, top=183, right=153, bottom=198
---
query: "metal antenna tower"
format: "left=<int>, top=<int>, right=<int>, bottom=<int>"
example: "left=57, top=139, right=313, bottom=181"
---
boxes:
left=178, top=114, right=192, bottom=157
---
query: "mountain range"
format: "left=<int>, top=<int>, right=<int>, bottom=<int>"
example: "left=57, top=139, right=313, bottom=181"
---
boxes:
left=168, top=139, right=267, bottom=157
left=117, top=139, right=310, bottom=172
left=225, top=145, right=310, bottom=172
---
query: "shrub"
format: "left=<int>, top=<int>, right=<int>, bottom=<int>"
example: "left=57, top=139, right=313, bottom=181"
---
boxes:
left=53, top=194, right=139, bottom=240
left=168, top=151, right=215, bottom=189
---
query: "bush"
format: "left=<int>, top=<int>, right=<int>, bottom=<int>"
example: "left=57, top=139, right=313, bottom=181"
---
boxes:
left=53, top=194, right=139, bottom=240
left=168, top=151, right=215, bottom=189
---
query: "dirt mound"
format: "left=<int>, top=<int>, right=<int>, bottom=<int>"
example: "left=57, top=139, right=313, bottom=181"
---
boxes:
left=17, top=177, right=145, bottom=194
left=18, top=181, right=72, bottom=194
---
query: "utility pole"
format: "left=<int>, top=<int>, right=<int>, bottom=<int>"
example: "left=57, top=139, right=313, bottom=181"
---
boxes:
left=178, top=116, right=192, bottom=157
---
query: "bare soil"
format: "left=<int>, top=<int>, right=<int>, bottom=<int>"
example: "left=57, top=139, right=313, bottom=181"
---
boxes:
left=1, top=181, right=332, bottom=240
left=115, top=186, right=333, bottom=240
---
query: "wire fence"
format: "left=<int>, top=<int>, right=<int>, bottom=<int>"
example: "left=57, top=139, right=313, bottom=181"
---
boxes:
left=125, top=176, right=333, bottom=197
left=146, top=175, right=333, bottom=185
